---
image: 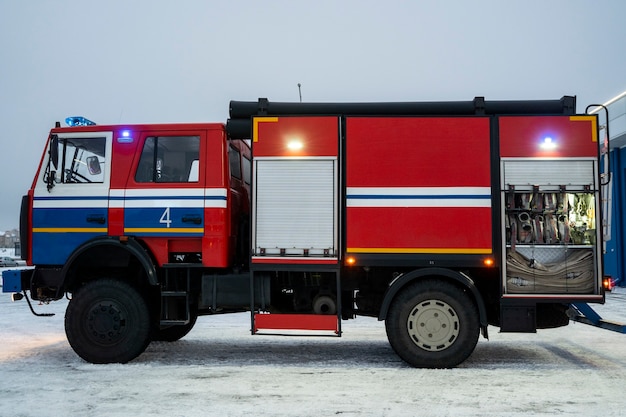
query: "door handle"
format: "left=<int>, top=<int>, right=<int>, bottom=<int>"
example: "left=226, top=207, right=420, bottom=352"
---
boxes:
left=86, top=215, right=106, bottom=225
left=182, top=215, right=202, bottom=225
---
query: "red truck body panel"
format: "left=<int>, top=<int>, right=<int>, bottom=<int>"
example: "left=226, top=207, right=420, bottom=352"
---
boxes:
left=345, top=117, right=492, bottom=255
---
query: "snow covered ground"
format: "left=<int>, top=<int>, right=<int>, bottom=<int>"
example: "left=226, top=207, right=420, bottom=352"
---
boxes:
left=2, top=270, right=626, bottom=417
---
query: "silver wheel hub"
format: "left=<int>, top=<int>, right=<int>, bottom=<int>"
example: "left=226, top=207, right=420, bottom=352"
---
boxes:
left=407, top=299, right=460, bottom=352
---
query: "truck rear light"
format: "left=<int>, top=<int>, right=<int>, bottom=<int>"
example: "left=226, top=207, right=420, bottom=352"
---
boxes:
left=483, top=258, right=495, bottom=267
left=345, top=256, right=356, bottom=266
left=603, top=276, right=615, bottom=291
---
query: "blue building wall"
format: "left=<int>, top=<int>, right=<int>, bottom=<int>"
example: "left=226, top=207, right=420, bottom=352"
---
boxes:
left=605, top=147, right=626, bottom=286
left=599, top=92, right=626, bottom=287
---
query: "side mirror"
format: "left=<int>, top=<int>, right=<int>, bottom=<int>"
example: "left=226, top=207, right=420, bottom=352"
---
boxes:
left=47, top=170, right=56, bottom=191
left=86, top=156, right=101, bottom=175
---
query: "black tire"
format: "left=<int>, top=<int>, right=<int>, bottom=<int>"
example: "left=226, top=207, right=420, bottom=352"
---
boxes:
left=152, top=311, right=198, bottom=342
left=385, top=280, right=480, bottom=368
left=65, top=279, right=151, bottom=364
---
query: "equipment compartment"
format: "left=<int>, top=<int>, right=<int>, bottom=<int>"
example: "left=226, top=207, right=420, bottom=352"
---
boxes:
left=503, top=191, right=599, bottom=294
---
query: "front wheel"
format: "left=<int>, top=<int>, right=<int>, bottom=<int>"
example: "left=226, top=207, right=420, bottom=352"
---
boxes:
left=385, top=280, right=480, bottom=368
left=65, top=279, right=152, bottom=364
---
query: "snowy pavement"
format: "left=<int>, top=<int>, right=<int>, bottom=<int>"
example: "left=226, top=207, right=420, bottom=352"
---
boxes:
left=1, top=279, right=626, bottom=416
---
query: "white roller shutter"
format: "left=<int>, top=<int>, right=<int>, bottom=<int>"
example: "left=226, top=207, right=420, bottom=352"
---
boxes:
left=253, top=159, right=337, bottom=256
left=502, top=159, right=597, bottom=191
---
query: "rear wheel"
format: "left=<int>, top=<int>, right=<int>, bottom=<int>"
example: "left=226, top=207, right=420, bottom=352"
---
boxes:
left=385, top=280, right=479, bottom=368
left=65, top=279, right=151, bottom=364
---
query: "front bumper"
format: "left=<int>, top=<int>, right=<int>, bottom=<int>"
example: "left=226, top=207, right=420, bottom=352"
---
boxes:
left=2, top=269, right=33, bottom=293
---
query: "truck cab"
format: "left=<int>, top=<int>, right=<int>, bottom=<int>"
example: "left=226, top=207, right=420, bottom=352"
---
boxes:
left=13, top=123, right=251, bottom=362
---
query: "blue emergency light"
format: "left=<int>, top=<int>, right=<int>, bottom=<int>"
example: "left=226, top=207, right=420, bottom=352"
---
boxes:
left=65, top=116, right=96, bottom=127
left=117, top=130, right=134, bottom=143
left=540, top=136, right=557, bottom=150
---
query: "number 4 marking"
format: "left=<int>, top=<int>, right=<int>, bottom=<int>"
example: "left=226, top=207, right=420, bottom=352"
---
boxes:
left=160, top=207, right=172, bottom=228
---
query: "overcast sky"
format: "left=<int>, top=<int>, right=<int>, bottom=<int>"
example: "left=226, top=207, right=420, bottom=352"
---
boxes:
left=1, top=0, right=625, bottom=232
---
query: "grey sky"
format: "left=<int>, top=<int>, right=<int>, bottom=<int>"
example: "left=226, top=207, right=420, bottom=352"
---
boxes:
left=1, top=0, right=625, bottom=231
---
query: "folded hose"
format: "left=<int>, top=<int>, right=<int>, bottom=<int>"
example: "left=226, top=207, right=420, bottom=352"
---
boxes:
left=506, top=250, right=594, bottom=293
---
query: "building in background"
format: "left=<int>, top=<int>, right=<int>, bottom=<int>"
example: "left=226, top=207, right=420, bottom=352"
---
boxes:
left=0, top=229, right=19, bottom=249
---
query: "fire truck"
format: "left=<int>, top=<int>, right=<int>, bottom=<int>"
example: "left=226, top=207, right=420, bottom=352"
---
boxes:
left=2, top=96, right=619, bottom=368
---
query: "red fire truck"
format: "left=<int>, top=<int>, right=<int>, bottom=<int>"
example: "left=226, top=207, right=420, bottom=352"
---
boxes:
left=2, top=96, right=617, bottom=367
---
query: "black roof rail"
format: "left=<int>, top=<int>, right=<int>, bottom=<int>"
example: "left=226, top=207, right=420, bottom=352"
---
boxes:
left=226, top=96, right=577, bottom=139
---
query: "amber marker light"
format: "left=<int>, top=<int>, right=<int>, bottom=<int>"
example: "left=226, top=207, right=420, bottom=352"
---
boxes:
left=346, top=256, right=356, bottom=266
left=483, top=258, right=495, bottom=267
left=603, top=276, right=614, bottom=292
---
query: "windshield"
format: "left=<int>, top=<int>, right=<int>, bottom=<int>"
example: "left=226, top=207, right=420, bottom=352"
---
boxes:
left=45, top=136, right=106, bottom=185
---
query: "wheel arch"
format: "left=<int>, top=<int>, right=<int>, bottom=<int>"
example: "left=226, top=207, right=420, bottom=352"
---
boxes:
left=377, top=267, right=488, bottom=332
left=60, top=236, right=158, bottom=294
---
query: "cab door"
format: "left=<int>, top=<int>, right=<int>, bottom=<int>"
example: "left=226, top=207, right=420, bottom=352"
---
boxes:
left=32, top=131, right=112, bottom=265
left=124, top=131, right=205, bottom=264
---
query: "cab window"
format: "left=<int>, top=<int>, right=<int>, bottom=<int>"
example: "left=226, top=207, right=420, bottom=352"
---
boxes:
left=242, top=155, right=251, bottom=185
left=229, top=145, right=242, bottom=180
left=135, top=136, right=200, bottom=183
